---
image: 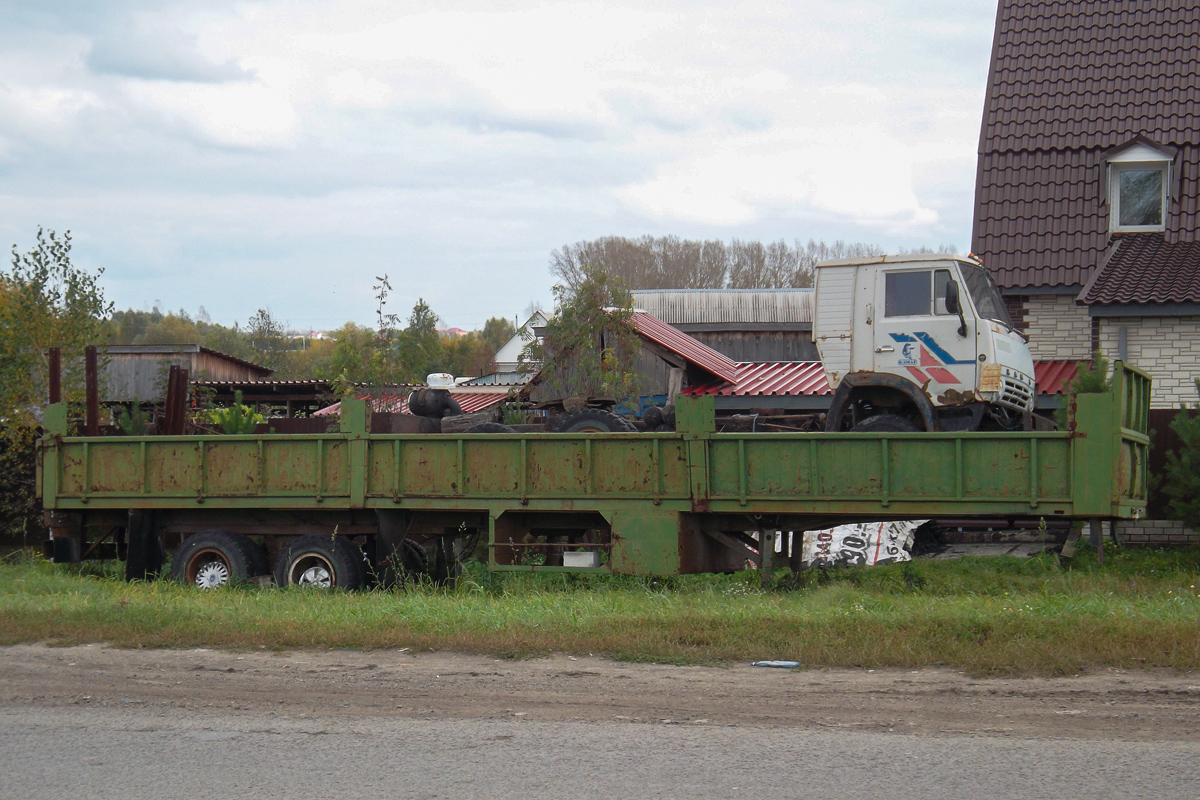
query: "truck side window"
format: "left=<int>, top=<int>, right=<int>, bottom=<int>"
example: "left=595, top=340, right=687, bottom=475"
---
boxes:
left=933, top=269, right=953, bottom=315
left=884, top=270, right=931, bottom=317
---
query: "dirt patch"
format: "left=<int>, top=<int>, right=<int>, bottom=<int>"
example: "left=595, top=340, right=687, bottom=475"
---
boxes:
left=3, top=644, right=1200, bottom=741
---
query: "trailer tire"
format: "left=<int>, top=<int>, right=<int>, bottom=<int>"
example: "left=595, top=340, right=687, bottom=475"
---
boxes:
left=275, top=534, right=366, bottom=590
left=851, top=414, right=921, bottom=433
left=172, top=530, right=259, bottom=589
left=557, top=409, right=636, bottom=433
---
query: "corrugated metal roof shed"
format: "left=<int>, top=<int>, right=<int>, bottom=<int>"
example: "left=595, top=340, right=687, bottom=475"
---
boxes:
left=973, top=0, right=1200, bottom=290
left=632, top=311, right=740, bottom=383
left=631, top=289, right=813, bottom=325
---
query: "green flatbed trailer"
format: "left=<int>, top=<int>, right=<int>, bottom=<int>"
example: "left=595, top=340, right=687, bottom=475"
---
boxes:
left=38, top=363, right=1151, bottom=584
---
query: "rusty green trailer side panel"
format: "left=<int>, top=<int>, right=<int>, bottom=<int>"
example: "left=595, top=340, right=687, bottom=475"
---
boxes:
left=39, top=363, right=1152, bottom=575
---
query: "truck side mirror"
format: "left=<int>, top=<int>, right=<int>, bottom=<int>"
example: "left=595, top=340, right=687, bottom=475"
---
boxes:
left=945, top=281, right=960, bottom=314
left=946, top=280, right=968, bottom=338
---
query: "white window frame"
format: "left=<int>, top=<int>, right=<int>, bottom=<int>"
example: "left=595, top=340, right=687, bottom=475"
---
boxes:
left=1108, top=145, right=1170, bottom=233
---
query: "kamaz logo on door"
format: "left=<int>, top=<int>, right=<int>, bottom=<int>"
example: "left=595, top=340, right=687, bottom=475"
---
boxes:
left=889, top=332, right=972, bottom=386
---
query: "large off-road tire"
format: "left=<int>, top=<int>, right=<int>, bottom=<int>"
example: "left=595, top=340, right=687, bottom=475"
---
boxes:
left=851, top=414, right=921, bottom=433
left=441, top=396, right=464, bottom=418
left=464, top=422, right=517, bottom=433
left=556, top=409, right=637, bottom=433
left=171, top=530, right=259, bottom=589
left=274, top=533, right=367, bottom=590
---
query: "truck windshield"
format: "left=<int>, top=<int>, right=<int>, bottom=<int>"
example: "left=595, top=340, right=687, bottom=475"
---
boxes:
left=959, top=263, right=1012, bottom=326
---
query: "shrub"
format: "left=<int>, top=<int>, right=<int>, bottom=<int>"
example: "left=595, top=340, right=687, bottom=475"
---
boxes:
left=1162, top=378, right=1200, bottom=529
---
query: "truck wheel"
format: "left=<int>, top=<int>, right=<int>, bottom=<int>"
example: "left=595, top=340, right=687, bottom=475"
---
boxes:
left=851, top=414, right=921, bottom=433
left=557, top=409, right=636, bottom=433
left=275, top=534, right=366, bottom=590
left=171, top=530, right=259, bottom=589
left=464, top=422, right=517, bottom=433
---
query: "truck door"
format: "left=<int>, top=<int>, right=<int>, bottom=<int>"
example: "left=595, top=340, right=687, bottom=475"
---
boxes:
left=874, top=266, right=977, bottom=397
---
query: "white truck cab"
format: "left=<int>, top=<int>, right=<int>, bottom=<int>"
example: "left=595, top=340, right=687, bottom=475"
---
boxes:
left=812, top=254, right=1037, bottom=432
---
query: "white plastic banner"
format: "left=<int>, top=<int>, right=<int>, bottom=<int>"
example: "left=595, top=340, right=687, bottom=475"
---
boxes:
left=802, top=521, right=923, bottom=567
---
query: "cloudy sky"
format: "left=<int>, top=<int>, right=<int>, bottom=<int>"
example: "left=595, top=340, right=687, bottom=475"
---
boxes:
left=0, top=0, right=998, bottom=332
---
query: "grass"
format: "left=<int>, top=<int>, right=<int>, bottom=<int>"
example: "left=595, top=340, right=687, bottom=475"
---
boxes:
left=1, top=544, right=1199, bottom=675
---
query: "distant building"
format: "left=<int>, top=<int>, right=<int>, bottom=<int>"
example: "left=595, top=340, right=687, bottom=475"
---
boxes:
left=104, top=345, right=271, bottom=402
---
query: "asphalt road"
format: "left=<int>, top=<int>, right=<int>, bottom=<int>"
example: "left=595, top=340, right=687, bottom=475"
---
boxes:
left=4, top=644, right=1200, bottom=799
left=6, top=704, right=1200, bottom=799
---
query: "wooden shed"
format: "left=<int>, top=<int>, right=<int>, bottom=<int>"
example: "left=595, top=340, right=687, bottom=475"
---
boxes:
left=103, top=345, right=272, bottom=402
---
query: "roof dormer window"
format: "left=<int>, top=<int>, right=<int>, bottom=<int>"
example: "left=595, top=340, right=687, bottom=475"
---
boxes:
left=1108, top=142, right=1171, bottom=233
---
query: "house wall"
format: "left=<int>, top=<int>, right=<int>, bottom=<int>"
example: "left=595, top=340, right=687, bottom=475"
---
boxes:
left=1116, top=519, right=1200, bottom=545
left=1021, top=294, right=1093, bottom=360
left=1096, top=316, right=1200, bottom=408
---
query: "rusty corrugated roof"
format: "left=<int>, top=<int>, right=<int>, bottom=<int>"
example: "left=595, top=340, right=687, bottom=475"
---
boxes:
left=688, top=360, right=1075, bottom=398
left=686, top=362, right=832, bottom=398
left=1034, top=360, right=1080, bottom=395
left=973, top=0, right=1200, bottom=290
left=315, top=388, right=510, bottom=417
left=1080, top=233, right=1200, bottom=303
left=632, top=311, right=740, bottom=383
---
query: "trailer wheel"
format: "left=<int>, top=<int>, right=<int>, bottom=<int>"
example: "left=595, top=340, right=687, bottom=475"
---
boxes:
left=557, top=409, right=636, bottom=433
left=172, top=530, right=259, bottom=589
left=275, top=534, right=366, bottom=590
left=464, top=422, right=517, bottom=434
left=851, top=414, right=921, bottom=433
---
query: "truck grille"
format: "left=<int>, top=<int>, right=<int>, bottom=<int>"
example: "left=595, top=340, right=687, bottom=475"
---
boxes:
left=999, top=369, right=1034, bottom=411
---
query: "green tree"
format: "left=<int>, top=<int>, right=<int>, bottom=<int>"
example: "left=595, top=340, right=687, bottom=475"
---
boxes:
left=398, top=298, right=442, bottom=381
left=481, top=316, right=517, bottom=353
left=440, top=332, right=496, bottom=378
left=525, top=264, right=640, bottom=401
left=246, top=308, right=293, bottom=374
left=321, top=322, right=378, bottom=383
left=0, top=228, right=112, bottom=428
left=0, top=229, right=112, bottom=544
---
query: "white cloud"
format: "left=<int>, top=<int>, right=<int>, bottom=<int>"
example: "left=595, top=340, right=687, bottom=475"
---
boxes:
left=0, top=0, right=999, bottom=327
left=125, top=81, right=300, bottom=148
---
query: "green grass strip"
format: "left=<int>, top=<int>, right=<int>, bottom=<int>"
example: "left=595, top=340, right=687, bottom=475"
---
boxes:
left=2, top=545, right=1199, bottom=675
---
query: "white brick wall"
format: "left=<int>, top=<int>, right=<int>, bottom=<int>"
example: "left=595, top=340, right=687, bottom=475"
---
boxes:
left=1023, top=294, right=1093, bottom=360
left=1116, top=519, right=1200, bottom=544
left=1096, top=316, right=1200, bottom=408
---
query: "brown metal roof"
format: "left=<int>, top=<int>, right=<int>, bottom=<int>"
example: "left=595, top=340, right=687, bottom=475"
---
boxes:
left=632, top=311, right=740, bottom=383
left=973, top=1, right=1200, bottom=290
left=982, top=0, right=1200, bottom=153
left=1080, top=233, right=1200, bottom=304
